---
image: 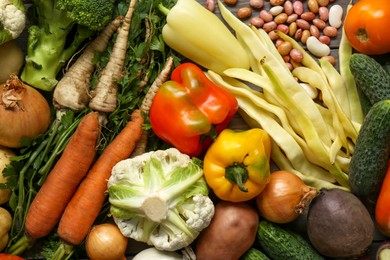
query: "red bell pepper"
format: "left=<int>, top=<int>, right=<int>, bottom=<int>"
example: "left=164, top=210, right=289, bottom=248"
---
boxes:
left=149, top=62, right=238, bottom=157
left=376, top=160, right=390, bottom=237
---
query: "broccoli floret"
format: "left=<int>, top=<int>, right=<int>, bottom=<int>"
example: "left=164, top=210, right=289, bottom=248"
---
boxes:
left=20, top=0, right=117, bottom=91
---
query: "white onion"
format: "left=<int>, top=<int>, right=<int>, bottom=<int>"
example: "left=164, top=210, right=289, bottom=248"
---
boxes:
left=86, top=223, right=128, bottom=260
left=0, top=75, right=51, bottom=148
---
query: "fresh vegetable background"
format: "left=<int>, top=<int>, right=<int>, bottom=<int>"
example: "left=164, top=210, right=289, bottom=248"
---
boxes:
left=0, top=0, right=390, bottom=259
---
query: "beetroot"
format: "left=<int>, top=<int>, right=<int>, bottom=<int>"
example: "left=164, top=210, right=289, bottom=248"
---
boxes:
left=307, top=188, right=374, bottom=258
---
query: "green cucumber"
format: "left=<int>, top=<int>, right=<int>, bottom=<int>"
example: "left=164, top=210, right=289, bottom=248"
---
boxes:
left=349, top=100, right=390, bottom=204
left=240, top=248, right=270, bottom=260
left=256, top=220, right=324, bottom=260
left=349, top=53, right=390, bottom=109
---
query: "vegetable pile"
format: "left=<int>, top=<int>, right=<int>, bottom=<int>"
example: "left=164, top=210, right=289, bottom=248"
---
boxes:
left=0, top=0, right=389, bottom=259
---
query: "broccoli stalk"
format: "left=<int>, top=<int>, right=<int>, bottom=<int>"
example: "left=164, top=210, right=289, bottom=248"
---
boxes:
left=20, top=0, right=116, bottom=91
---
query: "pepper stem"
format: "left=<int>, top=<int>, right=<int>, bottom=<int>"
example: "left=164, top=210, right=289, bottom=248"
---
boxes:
left=158, top=3, right=169, bottom=16
left=225, top=163, right=249, bottom=192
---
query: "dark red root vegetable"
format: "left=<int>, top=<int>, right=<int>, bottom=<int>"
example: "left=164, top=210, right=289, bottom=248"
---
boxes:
left=307, top=188, right=374, bottom=258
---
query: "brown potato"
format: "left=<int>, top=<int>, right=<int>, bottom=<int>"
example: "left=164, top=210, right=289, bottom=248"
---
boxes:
left=195, top=201, right=259, bottom=260
left=0, top=40, right=24, bottom=84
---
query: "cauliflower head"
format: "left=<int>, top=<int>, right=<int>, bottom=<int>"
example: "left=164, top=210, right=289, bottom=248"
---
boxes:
left=107, top=148, right=215, bottom=251
left=0, top=0, right=26, bottom=45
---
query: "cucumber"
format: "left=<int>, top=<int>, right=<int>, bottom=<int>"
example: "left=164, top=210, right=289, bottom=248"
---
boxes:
left=349, top=100, right=390, bottom=204
left=349, top=53, right=390, bottom=107
left=240, top=248, right=270, bottom=260
left=256, top=220, right=324, bottom=260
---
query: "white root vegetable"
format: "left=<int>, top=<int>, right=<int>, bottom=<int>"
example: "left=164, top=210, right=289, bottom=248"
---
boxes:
left=53, top=17, right=123, bottom=111
left=88, top=0, right=137, bottom=113
left=131, top=56, right=174, bottom=157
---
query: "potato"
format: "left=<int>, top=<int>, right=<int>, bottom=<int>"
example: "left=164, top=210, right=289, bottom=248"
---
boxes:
left=0, top=207, right=12, bottom=252
left=0, top=146, right=15, bottom=205
left=195, top=201, right=259, bottom=260
left=0, top=40, right=24, bottom=84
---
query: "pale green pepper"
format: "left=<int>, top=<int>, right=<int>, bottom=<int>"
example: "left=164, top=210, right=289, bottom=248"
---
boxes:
left=158, top=0, right=250, bottom=74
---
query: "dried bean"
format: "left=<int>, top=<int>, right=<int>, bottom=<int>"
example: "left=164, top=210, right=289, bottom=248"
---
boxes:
left=321, top=55, right=336, bottom=65
left=224, top=0, right=238, bottom=5
left=274, top=13, right=288, bottom=24
left=294, top=28, right=303, bottom=41
left=290, top=59, right=301, bottom=69
left=301, top=29, right=311, bottom=44
left=250, top=17, right=265, bottom=28
left=290, top=48, right=303, bottom=63
left=270, top=6, right=284, bottom=16
left=249, top=0, right=264, bottom=9
left=312, top=18, right=326, bottom=29
left=277, top=24, right=289, bottom=34
left=237, top=7, right=252, bottom=19
left=286, top=62, right=293, bottom=71
left=318, top=6, right=329, bottom=21
left=306, top=36, right=330, bottom=57
left=296, top=19, right=310, bottom=30
left=308, top=0, right=319, bottom=13
left=287, top=13, right=299, bottom=23
left=263, top=21, right=278, bottom=32
left=309, top=25, right=320, bottom=38
left=270, top=0, right=285, bottom=6
left=323, top=26, right=338, bottom=37
left=260, top=10, right=273, bottom=22
left=289, top=22, right=297, bottom=37
left=301, top=12, right=316, bottom=21
left=293, top=1, right=303, bottom=15
left=328, top=4, right=343, bottom=28
left=268, top=30, right=279, bottom=41
left=275, top=39, right=284, bottom=47
left=316, top=0, right=329, bottom=7
left=284, top=1, right=293, bottom=15
left=318, top=35, right=331, bottom=45
left=205, top=0, right=215, bottom=12
left=277, top=41, right=293, bottom=56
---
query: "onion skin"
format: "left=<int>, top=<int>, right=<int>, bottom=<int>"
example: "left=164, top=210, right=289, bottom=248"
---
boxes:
left=86, top=223, right=128, bottom=260
left=307, top=188, right=374, bottom=258
left=255, top=170, right=318, bottom=224
left=0, top=75, right=51, bottom=148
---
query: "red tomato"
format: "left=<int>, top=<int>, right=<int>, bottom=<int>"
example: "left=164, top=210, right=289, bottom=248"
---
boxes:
left=344, top=0, right=390, bottom=55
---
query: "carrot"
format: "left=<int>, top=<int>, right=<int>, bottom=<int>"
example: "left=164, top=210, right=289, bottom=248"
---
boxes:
left=57, top=109, right=143, bottom=246
left=7, top=112, right=100, bottom=256
left=89, top=0, right=138, bottom=113
left=53, top=17, right=123, bottom=111
left=131, top=56, right=174, bottom=157
left=25, top=112, right=100, bottom=238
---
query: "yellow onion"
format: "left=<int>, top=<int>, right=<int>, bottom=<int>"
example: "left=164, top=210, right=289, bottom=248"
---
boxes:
left=256, top=170, right=318, bottom=224
left=86, top=223, right=128, bottom=260
left=0, top=74, right=51, bottom=148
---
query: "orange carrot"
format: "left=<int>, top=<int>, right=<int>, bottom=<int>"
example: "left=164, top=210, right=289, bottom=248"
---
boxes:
left=25, top=111, right=100, bottom=239
left=89, top=0, right=137, bottom=113
left=57, top=109, right=143, bottom=245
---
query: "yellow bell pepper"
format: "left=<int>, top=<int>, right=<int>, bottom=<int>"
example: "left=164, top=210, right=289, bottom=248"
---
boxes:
left=203, top=128, right=272, bottom=202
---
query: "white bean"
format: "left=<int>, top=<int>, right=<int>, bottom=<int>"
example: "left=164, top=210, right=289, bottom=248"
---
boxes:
left=270, top=6, right=284, bottom=16
left=306, top=36, right=330, bottom=57
left=328, top=4, right=343, bottom=28
left=299, top=83, right=318, bottom=99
